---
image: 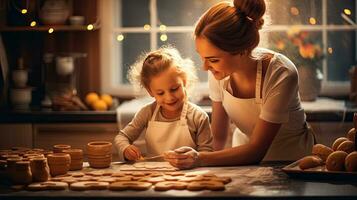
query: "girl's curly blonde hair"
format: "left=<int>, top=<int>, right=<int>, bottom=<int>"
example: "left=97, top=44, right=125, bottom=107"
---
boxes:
left=128, top=46, right=198, bottom=95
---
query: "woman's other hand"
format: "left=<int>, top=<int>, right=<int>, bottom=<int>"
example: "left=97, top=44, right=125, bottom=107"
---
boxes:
left=123, top=145, right=142, bottom=161
left=164, top=146, right=199, bottom=169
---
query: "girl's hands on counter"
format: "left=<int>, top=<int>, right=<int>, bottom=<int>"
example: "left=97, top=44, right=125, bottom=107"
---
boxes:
left=164, top=146, right=200, bottom=169
left=124, top=145, right=142, bottom=161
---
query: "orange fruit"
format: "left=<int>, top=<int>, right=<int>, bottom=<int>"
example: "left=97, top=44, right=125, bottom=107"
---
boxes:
left=100, top=94, right=113, bottom=108
left=85, top=92, right=99, bottom=106
left=92, top=99, right=108, bottom=111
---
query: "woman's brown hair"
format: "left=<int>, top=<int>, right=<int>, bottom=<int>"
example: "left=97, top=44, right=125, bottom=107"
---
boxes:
left=194, top=0, right=266, bottom=55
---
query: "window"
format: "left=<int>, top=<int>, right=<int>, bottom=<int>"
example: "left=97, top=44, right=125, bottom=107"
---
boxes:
left=100, top=0, right=356, bottom=98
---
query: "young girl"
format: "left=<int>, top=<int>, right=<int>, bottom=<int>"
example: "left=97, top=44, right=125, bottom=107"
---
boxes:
left=114, top=46, right=213, bottom=161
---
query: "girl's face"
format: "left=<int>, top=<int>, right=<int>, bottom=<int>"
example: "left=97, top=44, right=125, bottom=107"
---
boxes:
left=195, top=36, right=243, bottom=80
left=148, top=66, right=186, bottom=118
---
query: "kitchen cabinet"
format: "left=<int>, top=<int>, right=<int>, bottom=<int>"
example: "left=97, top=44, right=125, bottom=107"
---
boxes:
left=0, top=123, right=32, bottom=149
left=33, top=123, right=119, bottom=158
left=0, top=0, right=100, bottom=108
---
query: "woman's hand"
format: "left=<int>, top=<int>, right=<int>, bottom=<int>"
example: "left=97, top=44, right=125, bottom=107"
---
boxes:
left=164, top=146, right=200, bottom=169
left=123, top=145, right=142, bottom=161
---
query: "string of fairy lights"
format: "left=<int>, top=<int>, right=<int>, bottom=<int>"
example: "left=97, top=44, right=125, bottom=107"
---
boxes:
left=114, top=4, right=355, bottom=51
left=12, top=1, right=355, bottom=50
left=11, top=0, right=97, bottom=33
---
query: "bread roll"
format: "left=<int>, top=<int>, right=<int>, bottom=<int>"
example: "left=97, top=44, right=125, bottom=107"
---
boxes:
left=347, top=128, right=356, bottom=142
left=326, top=151, right=348, bottom=171
left=345, top=151, right=357, bottom=172
left=337, top=140, right=355, bottom=154
left=298, top=156, right=323, bottom=170
left=332, top=137, right=348, bottom=151
left=312, top=144, right=333, bottom=162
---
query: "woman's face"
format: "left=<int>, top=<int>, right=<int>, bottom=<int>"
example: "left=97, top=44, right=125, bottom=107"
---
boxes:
left=195, top=37, right=242, bottom=80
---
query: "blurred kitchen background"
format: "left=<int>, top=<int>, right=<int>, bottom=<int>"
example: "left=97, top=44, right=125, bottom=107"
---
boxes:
left=0, top=0, right=357, bottom=155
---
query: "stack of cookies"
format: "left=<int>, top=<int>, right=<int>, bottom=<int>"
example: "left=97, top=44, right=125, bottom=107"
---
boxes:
left=86, top=141, right=112, bottom=168
left=30, top=157, right=50, bottom=182
left=62, top=149, right=83, bottom=171
left=47, top=153, right=71, bottom=176
left=53, top=144, right=71, bottom=153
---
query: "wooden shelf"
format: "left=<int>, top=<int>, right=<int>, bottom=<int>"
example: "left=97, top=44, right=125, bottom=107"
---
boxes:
left=0, top=24, right=100, bottom=32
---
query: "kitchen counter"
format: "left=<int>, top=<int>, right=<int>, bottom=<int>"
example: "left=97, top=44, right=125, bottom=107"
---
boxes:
left=0, top=162, right=356, bottom=200
left=0, top=97, right=356, bottom=123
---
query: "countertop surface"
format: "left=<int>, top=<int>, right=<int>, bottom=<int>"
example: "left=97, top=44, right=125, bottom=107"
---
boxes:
left=0, top=97, right=356, bottom=123
left=0, top=162, right=356, bottom=200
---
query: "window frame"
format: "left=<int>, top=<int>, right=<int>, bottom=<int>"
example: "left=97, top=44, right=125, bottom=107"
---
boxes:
left=100, top=0, right=355, bottom=98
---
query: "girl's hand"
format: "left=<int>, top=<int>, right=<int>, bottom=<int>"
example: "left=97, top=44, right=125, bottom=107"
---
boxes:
left=123, top=145, right=142, bottom=161
left=163, top=146, right=199, bottom=169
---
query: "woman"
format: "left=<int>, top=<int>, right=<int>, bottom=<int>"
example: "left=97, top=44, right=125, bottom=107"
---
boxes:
left=164, top=0, right=314, bottom=169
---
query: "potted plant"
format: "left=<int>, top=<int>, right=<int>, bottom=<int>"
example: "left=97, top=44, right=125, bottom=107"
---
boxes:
left=270, top=27, right=324, bottom=101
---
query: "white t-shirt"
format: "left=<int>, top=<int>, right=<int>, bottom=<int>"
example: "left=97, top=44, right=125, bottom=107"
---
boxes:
left=209, top=48, right=313, bottom=161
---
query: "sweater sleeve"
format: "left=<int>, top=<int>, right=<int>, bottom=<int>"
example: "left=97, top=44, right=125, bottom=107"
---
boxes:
left=114, top=103, right=153, bottom=157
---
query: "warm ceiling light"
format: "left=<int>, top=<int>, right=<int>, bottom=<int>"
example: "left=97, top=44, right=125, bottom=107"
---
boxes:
left=143, top=24, right=151, bottom=30
left=21, top=9, right=27, bottom=14
left=344, top=9, right=352, bottom=15
left=116, top=34, right=124, bottom=41
left=30, top=21, right=36, bottom=27
left=87, top=24, right=94, bottom=30
left=159, top=25, right=166, bottom=31
left=160, top=34, right=168, bottom=41
left=309, top=17, right=317, bottom=25
left=48, top=28, right=54, bottom=33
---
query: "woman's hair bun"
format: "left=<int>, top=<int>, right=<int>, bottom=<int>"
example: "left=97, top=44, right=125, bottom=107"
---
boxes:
left=255, top=18, right=264, bottom=30
left=233, top=0, right=266, bottom=28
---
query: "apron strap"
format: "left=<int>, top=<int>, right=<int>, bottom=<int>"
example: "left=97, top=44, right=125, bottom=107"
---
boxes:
left=180, top=101, right=188, bottom=125
left=150, top=104, right=161, bottom=121
left=151, top=101, right=188, bottom=124
left=255, top=60, right=263, bottom=104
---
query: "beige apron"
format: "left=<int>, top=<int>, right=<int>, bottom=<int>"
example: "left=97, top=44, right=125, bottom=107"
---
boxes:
left=221, top=60, right=313, bottom=161
left=145, top=102, right=196, bottom=157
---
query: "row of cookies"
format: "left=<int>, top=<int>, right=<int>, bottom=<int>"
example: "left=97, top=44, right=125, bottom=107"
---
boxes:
left=26, top=180, right=227, bottom=191
left=298, top=126, right=357, bottom=172
left=26, top=171, right=231, bottom=191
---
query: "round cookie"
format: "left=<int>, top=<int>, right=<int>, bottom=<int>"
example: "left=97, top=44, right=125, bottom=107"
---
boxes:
left=164, top=172, right=185, bottom=176
left=207, top=176, right=232, bottom=184
left=154, top=181, right=188, bottom=191
left=326, top=151, right=348, bottom=171
left=187, top=181, right=225, bottom=191
left=345, top=151, right=357, bottom=172
left=114, top=176, right=133, bottom=182
left=332, top=137, right=348, bottom=151
left=70, top=181, right=109, bottom=191
left=97, top=177, right=118, bottom=183
left=312, top=144, right=333, bottom=162
left=337, top=140, right=355, bottom=154
left=298, top=156, right=324, bottom=170
left=138, top=176, right=166, bottom=184
left=27, top=181, right=68, bottom=191
left=109, top=181, right=152, bottom=191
